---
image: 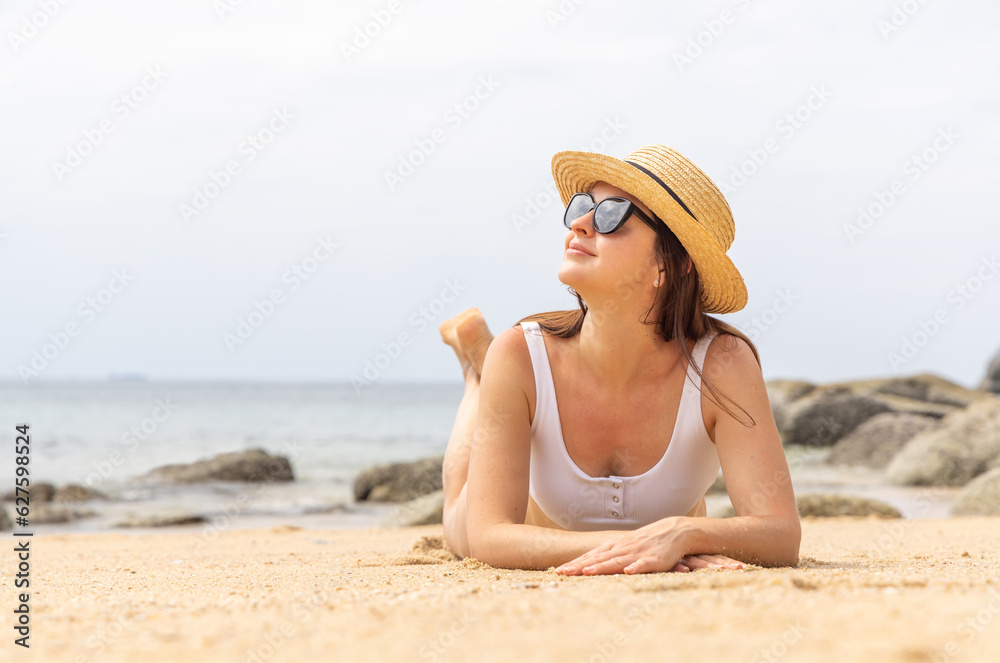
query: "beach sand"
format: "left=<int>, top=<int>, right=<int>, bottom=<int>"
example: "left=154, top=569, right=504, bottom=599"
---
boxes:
left=8, top=517, right=1000, bottom=662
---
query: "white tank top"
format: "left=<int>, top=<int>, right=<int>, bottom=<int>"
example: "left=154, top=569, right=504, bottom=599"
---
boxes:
left=520, top=320, right=721, bottom=531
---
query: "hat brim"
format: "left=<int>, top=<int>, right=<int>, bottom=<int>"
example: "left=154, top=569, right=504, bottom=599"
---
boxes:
left=551, top=150, right=748, bottom=314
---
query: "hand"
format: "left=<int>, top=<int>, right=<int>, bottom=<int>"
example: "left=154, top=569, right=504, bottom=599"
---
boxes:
left=553, top=520, right=746, bottom=576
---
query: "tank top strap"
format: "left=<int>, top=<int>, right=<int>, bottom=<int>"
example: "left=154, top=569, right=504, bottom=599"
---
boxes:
left=518, top=321, right=554, bottom=433
left=685, top=329, right=719, bottom=393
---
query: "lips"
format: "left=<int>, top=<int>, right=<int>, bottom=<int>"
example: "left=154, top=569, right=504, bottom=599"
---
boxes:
left=568, top=242, right=594, bottom=256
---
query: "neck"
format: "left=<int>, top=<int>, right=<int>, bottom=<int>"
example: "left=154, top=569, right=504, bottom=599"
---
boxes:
left=575, top=304, right=685, bottom=391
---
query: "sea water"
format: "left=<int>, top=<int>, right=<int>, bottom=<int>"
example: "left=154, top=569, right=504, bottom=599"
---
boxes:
left=0, top=380, right=959, bottom=534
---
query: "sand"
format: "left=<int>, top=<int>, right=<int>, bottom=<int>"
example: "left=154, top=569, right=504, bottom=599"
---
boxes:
left=5, top=517, right=1000, bottom=662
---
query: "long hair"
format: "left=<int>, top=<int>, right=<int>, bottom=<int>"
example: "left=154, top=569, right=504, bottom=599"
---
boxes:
left=514, top=205, right=760, bottom=429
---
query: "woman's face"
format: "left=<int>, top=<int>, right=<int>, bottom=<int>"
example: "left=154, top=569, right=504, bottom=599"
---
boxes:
left=557, top=181, right=662, bottom=307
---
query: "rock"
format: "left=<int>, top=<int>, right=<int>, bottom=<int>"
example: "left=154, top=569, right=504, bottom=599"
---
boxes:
left=870, top=373, right=989, bottom=408
left=354, top=456, right=443, bottom=503
left=796, top=493, right=901, bottom=518
left=382, top=490, right=445, bottom=527
left=706, top=472, right=727, bottom=494
left=951, top=467, right=1000, bottom=515
left=709, top=494, right=901, bottom=518
left=777, top=374, right=987, bottom=447
left=886, top=396, right=1000, bottom=486
left=781, top=391, right=894, bottom=447
left=115, top=513, right=207, bottom=528
left=53, top=484, right=107, bottom=504
left=2, top=482, right=55, bottom=502
left=826, top=413, right=940, bottom=469
left=709, top=504, right=737, bottom=519
left=979, top=347, right=1000, bottom=394
left=133, top=449, right=294, bottom=485
left=766, top=380, right=817, bottom=433
left=30, top=503, right=98, bottom=524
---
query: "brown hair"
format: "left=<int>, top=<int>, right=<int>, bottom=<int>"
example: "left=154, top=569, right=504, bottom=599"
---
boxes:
left=514, top=204, right=760, bottom=428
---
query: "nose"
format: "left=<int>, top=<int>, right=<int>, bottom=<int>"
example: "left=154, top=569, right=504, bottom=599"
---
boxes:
left=567, top=207, right=596, bottom=235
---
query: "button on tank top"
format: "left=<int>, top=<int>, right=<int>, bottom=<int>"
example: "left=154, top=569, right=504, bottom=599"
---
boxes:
left=519, top=320, right=721, bottom=531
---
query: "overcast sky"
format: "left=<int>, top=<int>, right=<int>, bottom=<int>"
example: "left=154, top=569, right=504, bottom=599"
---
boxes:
left=2, top=0, right=998, bottom=389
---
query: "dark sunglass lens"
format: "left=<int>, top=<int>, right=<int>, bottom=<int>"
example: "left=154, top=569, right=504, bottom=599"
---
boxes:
left=564, top=194, right=594, bottom=227
left=593, top=198, right=631, bottom=233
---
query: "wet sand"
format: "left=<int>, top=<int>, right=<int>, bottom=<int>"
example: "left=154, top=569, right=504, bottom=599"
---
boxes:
left=8, top=516, right=1000, bottom=662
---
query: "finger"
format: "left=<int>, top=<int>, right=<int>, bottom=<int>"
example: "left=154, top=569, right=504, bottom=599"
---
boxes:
left=624, top=559, right=650, bottom=574
left=570, top=545, right=633, bottom=571
left=695, top=554, right=745, bottom=568
left=581, top=556, right=634, bottom=575
left=681, top=556, right=715, bottom=569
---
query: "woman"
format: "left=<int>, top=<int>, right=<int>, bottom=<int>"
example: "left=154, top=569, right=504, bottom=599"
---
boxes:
left=438, top=145, right=800, bottom=575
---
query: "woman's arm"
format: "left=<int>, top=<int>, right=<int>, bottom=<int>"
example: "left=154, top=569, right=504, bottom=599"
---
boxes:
left=696, top=332, right=801, bottom=567
left=464, top=326, right=628, bottom=569
left=556, top=333, right=800, bottom=575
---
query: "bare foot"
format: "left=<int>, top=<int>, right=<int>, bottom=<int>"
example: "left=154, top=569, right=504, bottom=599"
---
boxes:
left=439, top=308, right=481, bottom=381
left=454, top=311, right=495, bottom=377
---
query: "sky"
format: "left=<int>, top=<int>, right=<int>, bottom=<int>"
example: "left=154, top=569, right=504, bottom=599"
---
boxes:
left=2, top=0, right=999, bottom=389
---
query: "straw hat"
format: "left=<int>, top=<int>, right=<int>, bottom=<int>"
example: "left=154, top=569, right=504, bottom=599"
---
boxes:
left=551, top=145, right=748, bottom=314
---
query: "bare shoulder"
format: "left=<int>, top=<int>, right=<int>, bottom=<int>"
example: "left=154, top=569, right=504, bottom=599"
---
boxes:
left=703, top=332, right=761, bottom=381
left=480, top=324, right=536, bottom=415
left=482, top=324, right=533, bottom=377
left=701, top=332, right=768, bottom=432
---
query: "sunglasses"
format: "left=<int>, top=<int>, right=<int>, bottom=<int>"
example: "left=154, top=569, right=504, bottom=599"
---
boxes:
left=563, top=192, right=660, bottom=234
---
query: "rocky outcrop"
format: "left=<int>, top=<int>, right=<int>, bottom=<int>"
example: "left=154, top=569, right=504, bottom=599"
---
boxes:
left=53, top=484, right=107, bottom=504
left=773, top=374, right=987, bottom=447
left=796, top=493, right=901, bottom=518
left=765, top=380, right=817, bottom=432
left=2, top=482, right=55, bottom=502
left=354, top=456, right=443, bottom=503
left=382, top=490, right=445, bottom=527
left=711, top=493, right=901, bottom=518
left=979, top=347, right=1000, bottom=394
left=886, top=396, right=1000, bottom=486
left=951, top=467, right=1000, bottom=516
left=116, top=513, right=207, bottom=528
left=826, top=412, right=940, bottom=469
left=133, top=449, right=294, bottom=485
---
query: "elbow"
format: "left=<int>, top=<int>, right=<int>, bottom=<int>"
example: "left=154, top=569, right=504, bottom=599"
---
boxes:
left=466, top=522, right=499, bottom=567
left=779, top=516, right=802, bottom=567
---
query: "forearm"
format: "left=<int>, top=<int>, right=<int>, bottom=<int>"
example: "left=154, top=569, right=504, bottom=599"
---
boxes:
left=679, top=515, right=801, bottom=567
left=470, top=522, right=625, bottom=570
